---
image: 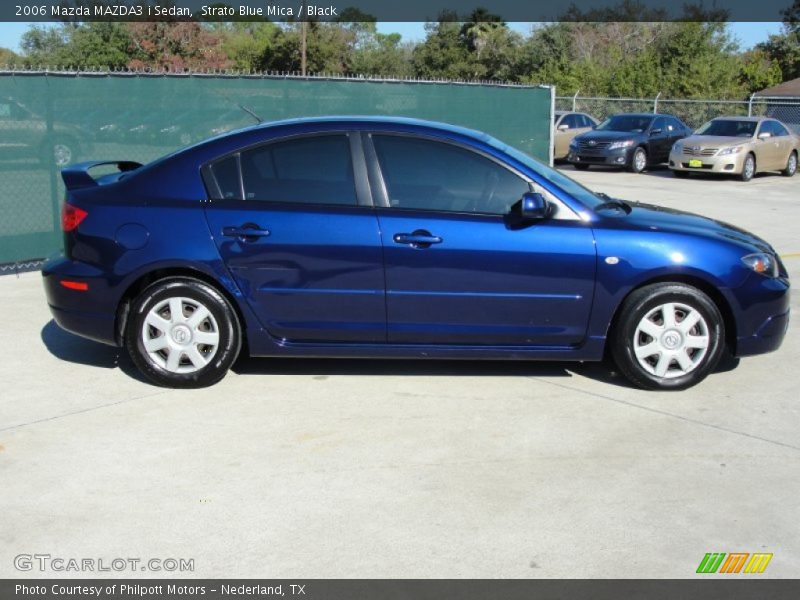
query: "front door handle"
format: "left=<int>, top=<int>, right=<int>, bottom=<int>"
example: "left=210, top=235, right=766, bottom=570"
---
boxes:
left=222, top=224, right=271, bottom=242
left=393, top=230, right=443, bottom=249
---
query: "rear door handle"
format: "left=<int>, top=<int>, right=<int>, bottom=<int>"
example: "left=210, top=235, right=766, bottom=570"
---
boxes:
left=393, top=230, right=443, bottom=248
left=222, top=224, right=271, bottom=241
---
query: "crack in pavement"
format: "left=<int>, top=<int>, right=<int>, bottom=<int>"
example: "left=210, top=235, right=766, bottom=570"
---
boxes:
left=535, top=378, right=800, bottom=453
left=0, top=388, right=173, bottom=433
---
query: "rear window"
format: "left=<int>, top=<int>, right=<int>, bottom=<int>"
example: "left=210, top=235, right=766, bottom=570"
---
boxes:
left=240, top=134, right=357, bottom=205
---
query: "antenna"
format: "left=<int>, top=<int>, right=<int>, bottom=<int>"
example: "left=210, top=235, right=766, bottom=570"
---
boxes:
left=239, top=104, right=263, bottom=124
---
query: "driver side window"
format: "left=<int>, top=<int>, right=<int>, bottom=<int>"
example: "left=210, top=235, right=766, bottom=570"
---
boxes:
left=372, top=135, right=531, bottom=215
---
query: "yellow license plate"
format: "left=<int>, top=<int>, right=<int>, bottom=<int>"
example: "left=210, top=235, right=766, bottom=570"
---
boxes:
left=688, top=159, right=703, bottom=168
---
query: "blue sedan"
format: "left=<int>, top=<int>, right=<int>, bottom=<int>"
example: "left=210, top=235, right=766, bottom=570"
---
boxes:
left=42, top=117, right=790, bottom=390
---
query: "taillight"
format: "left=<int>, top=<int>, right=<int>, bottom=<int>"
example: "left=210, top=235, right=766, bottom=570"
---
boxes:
left=61, top=202, right=88, bottom=232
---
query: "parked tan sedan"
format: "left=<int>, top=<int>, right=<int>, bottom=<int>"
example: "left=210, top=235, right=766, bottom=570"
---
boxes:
left=553, top=111, right=598, bottom=160
left=669, top=116, right=799, bottom=181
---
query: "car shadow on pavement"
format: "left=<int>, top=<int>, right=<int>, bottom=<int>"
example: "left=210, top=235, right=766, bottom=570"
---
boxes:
left=40, top=319, right=150, bottom=384
left=41, top=319, right=740, bottom=389
left=232, top=355, right=643, bottom=388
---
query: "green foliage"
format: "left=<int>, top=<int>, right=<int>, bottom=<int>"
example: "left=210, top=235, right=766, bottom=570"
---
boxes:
left=0, top=47, right=20, bottom=66
left=13, top=13, right=795, bottom=98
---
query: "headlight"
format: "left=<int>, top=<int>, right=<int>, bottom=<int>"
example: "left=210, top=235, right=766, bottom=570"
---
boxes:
left=718, top=145, right=743, bottom=156
left=608, top=140, right=634, bottom=150
left=741, top=253, right=779, bottom=277
left=672, top=142, right=683, bottom=152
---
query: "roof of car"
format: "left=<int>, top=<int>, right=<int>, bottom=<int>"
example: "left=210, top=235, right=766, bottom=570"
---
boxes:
left=611, top=113, right=661, bottom=118
left=225, top=115, right=492, bottom=141
left=710, top=116, right=768, bottom=122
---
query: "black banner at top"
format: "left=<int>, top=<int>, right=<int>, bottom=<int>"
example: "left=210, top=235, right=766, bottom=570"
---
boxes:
left=2, top=0, right=799, bottom=22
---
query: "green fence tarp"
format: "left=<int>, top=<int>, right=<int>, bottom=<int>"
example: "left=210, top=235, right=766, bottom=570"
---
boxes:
left=0, top=73, right=552, bottom=265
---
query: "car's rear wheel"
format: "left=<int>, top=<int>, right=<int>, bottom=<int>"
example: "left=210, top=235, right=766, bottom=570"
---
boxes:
left=672, top=169, right=689, bottom=179
left=628, top=147, right=647, bottom=173
left=573, top=163, right=590, bottom=171
left=125, top=277, right=241, bottom=388
left=610, top=283, right=725, bottom=390
left=739, top=153, right=756, bottom=182
left=782, top=151, right=797, bottom=177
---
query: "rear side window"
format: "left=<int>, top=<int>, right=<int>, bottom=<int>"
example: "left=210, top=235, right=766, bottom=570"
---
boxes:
left=372, top=135, right=530, bottom=215
left=211, top=155, right=241, bottom=200
left=239, top=134, right=357, bottom=205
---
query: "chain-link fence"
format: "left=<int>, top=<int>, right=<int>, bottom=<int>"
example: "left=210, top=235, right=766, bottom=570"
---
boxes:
left=0, top=69, right=554, bottom=271
left=556, top=94, right=800, bottom=131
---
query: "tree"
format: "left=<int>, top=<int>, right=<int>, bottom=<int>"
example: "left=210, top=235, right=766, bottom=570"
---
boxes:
left=0, top=47, right=19, bottom=66
left=127, top=22, right=231, bottom=71
left=216, top=22, right=281, bottom=71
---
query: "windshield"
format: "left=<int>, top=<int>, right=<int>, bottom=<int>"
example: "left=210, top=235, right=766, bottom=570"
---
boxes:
left=695, top=119, right=757, bottom=137
left=596, top=115, right=653, bottom=133
left=488, top=138, right=605, bottom=210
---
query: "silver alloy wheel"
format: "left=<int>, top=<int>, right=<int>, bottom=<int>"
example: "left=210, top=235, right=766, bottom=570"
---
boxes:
left=788, top=153, right=797, bottom=175
left=743, top=156, right=755, bottom=180
left=633, top=302, right=710, bottom=379
left=53, top=144, right=72, bottom=167
left=141, top=296, right=220, bottom=374
left=633, top=148, right=646, bottom=172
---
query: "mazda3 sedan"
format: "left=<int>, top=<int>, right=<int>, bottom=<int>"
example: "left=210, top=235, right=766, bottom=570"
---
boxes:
left=43, top=117, right=790, bottom=390
left=568, top=113, right=692, bottom=172
left=669, top=116, right=799, bottom=181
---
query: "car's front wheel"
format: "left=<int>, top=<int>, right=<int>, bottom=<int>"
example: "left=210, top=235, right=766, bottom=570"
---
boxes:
left=125, top=277, right=242, bottom=388
left=610, top=283, right=725, bottom=390
left=739, top=153, right=756, bottom=182
left=628, top=147, right=647, bottom=173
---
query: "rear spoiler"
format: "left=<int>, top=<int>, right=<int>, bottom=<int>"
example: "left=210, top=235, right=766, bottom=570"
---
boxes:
left=61, top=160, right=143, bottom=190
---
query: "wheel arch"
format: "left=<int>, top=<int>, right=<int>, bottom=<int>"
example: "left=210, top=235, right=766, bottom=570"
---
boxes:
left=605, top=273, right=737, bottom=354
left=115, top=265, right=249, bottom=353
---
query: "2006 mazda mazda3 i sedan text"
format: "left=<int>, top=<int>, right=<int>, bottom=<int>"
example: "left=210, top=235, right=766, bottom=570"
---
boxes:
left=42, top=117, right=790, bottom=390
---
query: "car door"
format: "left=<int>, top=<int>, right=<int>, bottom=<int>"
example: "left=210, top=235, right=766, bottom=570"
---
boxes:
left=365, top=132, right=597, bottom=347
left=554, top=114, right=577, bottom=159
left=769, top=120, right=794, bottom=169
left=754, top=121, right=780, bottom=170
left=647, top=117, right=671, bottom=162
left=202, top=132, right=387, bottom=343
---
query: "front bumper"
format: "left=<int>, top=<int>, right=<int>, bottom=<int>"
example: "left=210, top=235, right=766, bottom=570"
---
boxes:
left=42, top=253, right=119, bottom=346
left=568, top=146, right=634, bottom=167
left=729, top=272, right=791, bottom=357
left=669, top=150, right=747, bottom=174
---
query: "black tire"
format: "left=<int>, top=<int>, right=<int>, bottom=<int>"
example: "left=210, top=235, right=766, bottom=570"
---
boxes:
left=739, top=153, right=755, bottom=182
left=610, top=283, right=725, bottom=390
left=628, top=147, right=648, bottom=173
left=573, top=163, right=590, bottom=171
left=125, top=277, right=241, bottom=388
left=672, top=169, right=690, bottom=179
left=782, top=151, right=797, bottom=177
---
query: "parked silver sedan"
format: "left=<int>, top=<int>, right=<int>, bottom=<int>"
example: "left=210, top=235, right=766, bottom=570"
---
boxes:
left=669, top=116, right=799, bottom=181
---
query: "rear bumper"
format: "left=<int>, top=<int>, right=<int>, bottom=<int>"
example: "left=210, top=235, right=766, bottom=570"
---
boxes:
left=42, top=253, right=119, bottom=346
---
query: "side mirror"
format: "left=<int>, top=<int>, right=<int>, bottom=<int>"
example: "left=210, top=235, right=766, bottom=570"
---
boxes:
left=518, top=192, right=549, bottom=220
left=557, top=124, right=569, bottom=131
left=758, top=132, right=771, bottom=140
left=650, top=128, right=662, bottom=135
